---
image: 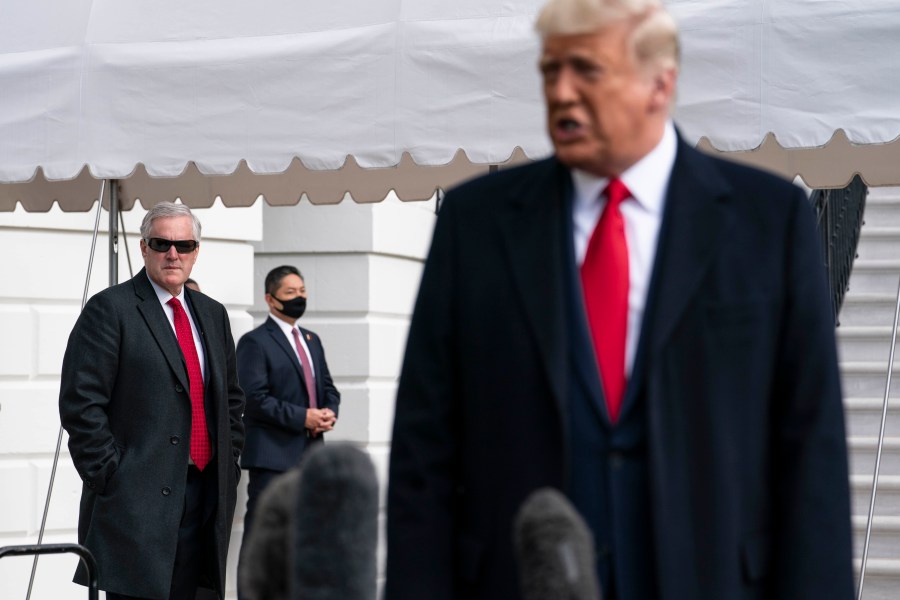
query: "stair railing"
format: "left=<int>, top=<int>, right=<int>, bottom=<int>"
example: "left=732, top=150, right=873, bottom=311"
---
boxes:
left=809, top=176, right=882, bottom=599
left=810, top=174, right=868, bottom=325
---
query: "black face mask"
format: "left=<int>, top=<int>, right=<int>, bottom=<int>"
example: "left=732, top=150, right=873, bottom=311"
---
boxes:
left=274, top=295, right=306, bottom=319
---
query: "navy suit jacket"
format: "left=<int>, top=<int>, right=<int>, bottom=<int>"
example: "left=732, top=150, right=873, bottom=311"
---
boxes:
left=237, top=316, right=340, bottom=471
left=386, top=138, right=853, bottom=599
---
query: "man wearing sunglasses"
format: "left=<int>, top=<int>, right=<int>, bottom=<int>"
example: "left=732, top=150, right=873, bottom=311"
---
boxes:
left=59, top=202, right=245, bottom=600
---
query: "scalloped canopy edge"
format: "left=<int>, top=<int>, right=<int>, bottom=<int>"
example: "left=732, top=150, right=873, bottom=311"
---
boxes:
left=3, top=135, right=899, bottom=213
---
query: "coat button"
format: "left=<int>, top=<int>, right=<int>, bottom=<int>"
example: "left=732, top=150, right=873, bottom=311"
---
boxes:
left=175, top=384, right=184, bottom=393
left=161, top=486, right=171, bottom=496
left=86, top=481, right=96, bottom=489
left=170, top=436, right=180, bottom=445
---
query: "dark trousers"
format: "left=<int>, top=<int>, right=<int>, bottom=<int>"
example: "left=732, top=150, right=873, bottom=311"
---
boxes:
left=235, top=467, right=283, bottom=600
left=242, top=467, right=283, bottom=542
left=108, top=464, right=217, bottom=600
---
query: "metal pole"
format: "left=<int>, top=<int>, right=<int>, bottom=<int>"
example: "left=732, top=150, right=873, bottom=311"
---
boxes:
left=119, top=206, right=134, bottom=279
left=856, top=271, right=900, bottom=600
left=109, top=179, right=119, bottom=286
left=26, top=180, right=107, bottom=600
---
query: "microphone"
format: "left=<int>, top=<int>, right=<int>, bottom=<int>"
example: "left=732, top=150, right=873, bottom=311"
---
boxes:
left=292, top=443, right=379, bottom=600
left=513, top=487, right=602, bottom=600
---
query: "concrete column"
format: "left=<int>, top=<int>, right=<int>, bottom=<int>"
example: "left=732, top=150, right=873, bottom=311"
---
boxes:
left=247, top=194, right=436, bottom=590
left=250, top=195, right=436, bottom=460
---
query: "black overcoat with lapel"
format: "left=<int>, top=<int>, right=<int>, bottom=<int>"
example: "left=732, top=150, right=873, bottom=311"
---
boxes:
left=59, top=268, right=245, bottom=599
left=385, top=138, right=853, bottom=599
left=237, top=316, right=341, bottom=472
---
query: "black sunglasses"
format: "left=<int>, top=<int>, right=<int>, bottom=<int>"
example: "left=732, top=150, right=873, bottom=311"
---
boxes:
left=144, top=238, right=199, bottom=254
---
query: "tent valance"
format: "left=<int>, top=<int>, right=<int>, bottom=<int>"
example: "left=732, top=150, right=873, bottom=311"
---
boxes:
left=2, top=0, right=899, bottom=210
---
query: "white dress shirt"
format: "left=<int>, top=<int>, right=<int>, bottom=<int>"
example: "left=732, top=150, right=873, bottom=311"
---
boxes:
left=571, top=120, right=677, bottom=376
left=270, top=313, right=316, bottom=378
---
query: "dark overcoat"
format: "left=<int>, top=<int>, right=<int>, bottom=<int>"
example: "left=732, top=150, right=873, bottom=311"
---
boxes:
left=59, top=268, right=245, bottom=599
left=386, top=139, right=853, bottom=599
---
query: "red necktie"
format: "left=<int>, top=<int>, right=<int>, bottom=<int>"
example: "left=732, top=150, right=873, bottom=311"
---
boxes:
left=167, top=297, right=212, bottom=470
left=580, top=178, right=631, bottom=423
left=291, top=328, right=318, bottom=409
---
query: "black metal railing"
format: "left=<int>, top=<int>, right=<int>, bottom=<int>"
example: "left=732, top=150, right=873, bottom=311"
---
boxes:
left=810, top=174, right=868, bottom=325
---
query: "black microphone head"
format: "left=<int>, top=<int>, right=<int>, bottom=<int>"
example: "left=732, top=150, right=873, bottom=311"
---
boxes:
left=513, top=487, right=601, bottom=600
left=292, top=443, right=379, bottom=600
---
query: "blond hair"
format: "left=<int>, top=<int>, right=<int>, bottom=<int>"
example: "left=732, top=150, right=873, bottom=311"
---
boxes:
left=535, top=0, right=679, bottom=70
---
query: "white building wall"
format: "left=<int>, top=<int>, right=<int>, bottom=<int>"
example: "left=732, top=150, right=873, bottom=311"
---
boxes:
left=0, top=195, right=435, bottom=599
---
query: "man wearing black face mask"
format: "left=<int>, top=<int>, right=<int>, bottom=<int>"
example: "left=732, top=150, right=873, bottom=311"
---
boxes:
left=235, top=265, right=340, bottom=569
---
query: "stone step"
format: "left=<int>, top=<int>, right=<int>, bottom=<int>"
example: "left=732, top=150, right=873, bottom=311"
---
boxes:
left=863, top=196, right=900, bottom=229
left=853, top=516, right=900, bottom=560
left=857, top=227, right=900, bottom=261
left=838, top=326, right=900, bottom=362
left=840, top=294, right=900, bottom=328
left=846, top=261, right=900, bottom=296
left=844, top=398, right=900, bottom=439
left=849, top=437, right=900, bottom=479
left=866, top=188, right=900, bottom=202
left=843, top=187, right=900, bottom=600
left=851, top=475, right=900, bottom=517
left=842, top=363, right=900, bottom=399
left=856, top=559, right=900, bottom=600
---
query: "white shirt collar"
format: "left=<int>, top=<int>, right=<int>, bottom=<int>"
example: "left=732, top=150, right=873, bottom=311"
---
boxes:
left=571, top=120, right=677, bottom=215
left=148, top=275, right=186, bottom=306
left=269, top=312, right=299, bottom=336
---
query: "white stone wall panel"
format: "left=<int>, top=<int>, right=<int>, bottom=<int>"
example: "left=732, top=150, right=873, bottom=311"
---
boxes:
left=0, top=305, right=34, bottom=375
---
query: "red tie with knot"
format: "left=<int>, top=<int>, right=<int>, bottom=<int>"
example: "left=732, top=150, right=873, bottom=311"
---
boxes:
left=168, top=297, right=212, bottom=470
left=580, top=177, right=631, bottom=423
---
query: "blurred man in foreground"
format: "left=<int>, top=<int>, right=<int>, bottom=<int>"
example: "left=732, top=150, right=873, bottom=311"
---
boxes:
left=386, top=0, right=853, bottom=598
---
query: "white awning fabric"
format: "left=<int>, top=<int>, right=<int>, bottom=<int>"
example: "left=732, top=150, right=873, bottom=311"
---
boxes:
left=1, top=0, right=898, bottom=210
left=672, top=0, right=900, bottom=151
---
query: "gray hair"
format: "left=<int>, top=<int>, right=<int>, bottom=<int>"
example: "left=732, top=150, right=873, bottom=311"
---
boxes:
left=535, top=0, right=679, bottom=71
left=140, top=202, right=202, bottom=241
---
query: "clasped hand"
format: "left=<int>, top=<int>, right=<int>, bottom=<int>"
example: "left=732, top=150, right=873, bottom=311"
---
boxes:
left=306, top=407, right=336, bottom=435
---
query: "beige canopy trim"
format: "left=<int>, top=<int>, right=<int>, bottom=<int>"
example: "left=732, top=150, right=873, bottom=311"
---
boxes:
left=2, top=132, right=896, bottom=213
left=0, top=149, right=535, bottom=212
left=697, top=130, right=900, bottom=190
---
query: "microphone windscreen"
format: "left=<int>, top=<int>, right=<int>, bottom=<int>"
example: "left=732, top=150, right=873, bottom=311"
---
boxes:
left=513, top=487, right=602, bottom=600
left=293, top=443, right=379, bottom=600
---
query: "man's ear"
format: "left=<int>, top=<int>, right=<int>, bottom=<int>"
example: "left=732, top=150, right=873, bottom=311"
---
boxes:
left=264, top=293, right=278, bottom=311
left=649, top=66, right=677, bottom=112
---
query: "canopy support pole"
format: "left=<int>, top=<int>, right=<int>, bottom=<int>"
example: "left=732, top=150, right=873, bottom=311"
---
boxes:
left=857, top=270, right=900, bottom=599
left=109, top=180, right=119, bottom=286
left=26, top=180, right=107, bottom=600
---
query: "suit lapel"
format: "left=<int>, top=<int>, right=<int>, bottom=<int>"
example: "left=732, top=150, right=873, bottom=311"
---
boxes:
left=184, top=290, right=214, bottom=382
left=646, top=141, right=736, bottom=358
left=496, top=159, right=569, bottom=415
left=134, top=269, right=191, bottom=393
left=266, top=317, right=306, bottom=382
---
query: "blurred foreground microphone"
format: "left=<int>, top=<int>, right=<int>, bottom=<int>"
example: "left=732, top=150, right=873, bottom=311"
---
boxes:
left=293, top=443, right=379, bottom=600
left=513, top=487, right=601, bottom=600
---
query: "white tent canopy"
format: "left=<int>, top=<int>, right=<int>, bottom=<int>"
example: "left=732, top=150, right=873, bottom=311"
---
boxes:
left=2, top=0, right=899, bottom=210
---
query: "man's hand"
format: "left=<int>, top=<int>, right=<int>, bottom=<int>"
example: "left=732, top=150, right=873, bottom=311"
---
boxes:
left=306, top=408, right=337, bottom=435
